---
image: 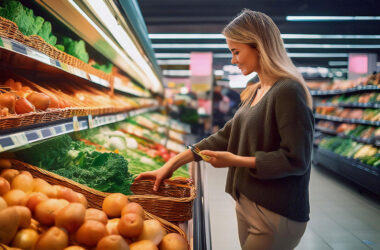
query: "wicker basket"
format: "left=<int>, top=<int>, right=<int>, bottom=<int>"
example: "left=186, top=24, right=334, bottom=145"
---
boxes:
left=10, top=160, right=195, bottom=222
left=130, top=178, right=196, bottom=222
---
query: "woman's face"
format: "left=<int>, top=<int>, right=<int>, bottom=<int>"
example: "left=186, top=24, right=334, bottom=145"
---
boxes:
left=226, top=39, right=260, bottom=75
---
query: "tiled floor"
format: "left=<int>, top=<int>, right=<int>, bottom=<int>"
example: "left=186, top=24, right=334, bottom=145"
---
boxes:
left=204, top=164, right=380, bottom=250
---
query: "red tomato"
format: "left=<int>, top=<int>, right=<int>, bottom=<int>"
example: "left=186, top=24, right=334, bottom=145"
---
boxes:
left=161, top=153, right=170, bottom=162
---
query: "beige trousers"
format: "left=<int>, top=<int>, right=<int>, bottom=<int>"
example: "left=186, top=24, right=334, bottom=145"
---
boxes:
left=236, top=194, right=307, bottom=250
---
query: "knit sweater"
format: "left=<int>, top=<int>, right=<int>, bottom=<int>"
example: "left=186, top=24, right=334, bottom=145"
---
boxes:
left=194, top=79, right=314, bottom=222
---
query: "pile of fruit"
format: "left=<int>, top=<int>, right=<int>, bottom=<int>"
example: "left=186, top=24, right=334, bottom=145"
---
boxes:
left=0, top=159, right=188, bottom=249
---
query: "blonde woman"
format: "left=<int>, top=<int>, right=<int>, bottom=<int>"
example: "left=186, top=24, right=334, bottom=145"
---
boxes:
left=136, top=9, right=314, bottom=250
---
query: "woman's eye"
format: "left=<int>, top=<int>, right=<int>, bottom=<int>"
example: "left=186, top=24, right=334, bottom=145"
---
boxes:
left=234, top=52, right=239, bottom=55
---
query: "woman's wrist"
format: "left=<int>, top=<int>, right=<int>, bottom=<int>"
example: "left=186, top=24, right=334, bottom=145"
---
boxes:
left=234, top=155, right=256, bottom=169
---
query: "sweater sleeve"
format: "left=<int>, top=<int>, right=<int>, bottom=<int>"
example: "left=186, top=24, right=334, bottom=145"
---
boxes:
left=253, top=81, right=314, bottom=179
left=193, top=118, right=233, bottom=161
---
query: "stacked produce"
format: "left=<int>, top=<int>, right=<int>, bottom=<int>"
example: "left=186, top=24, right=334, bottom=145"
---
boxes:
left=319, top=137, right=380, bottom=167
left=315, top=107, right=380, bottom=122
left=306, top=72, right=380, bottom=91
left=15, top=135, right=134, bottom=195
left=0, top=164, right=188, bottom=249
left=316, top=92, right=380, bottom=105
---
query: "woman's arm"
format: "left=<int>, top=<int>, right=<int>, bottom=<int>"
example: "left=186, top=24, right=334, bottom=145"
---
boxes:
left=200, top=150, right=256, bottom=168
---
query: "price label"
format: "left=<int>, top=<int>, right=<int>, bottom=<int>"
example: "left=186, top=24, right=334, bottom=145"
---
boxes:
left=11, top=133, right=28, bottom=147
left=88, top=115, right=94, bottom=129
left=72, top=68, right=88, bottom=79
left=27, top=48, right=51, bottom=65
left=73, top=116, right=80, bottom=131
left=100, top=79, right=110, bottom=88
left=114, top=77, right=123, bottom=88
left=1, top=37, right=12, bottom=50
left=89, top=74, right=101, bottom=84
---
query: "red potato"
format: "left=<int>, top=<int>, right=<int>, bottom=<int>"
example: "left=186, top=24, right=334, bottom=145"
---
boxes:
left=25, top=192, right=48, bottom=212
left=55, top=203, right=86, bottom=233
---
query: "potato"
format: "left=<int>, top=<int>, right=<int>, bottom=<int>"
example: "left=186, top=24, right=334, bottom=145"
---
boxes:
left=129, top=240, right=158, bottom=250
left=76, top=192, right=88, bottom=208
left=57, top=186, right=81, bottom=203
left=0, top=177, right=10, bottom=195
left=102, top=193, right=128, bottom=218
left=160, top=233, right=188, bottom=250
left=121, top=202, right=145, bottom=219
left=76, top=220, right=107, bottom=247
left=118, top=213, right=143, bottom=238
left=11, top=229, right=39, bottom=250
left=55, top=203, right=86, bottom=233
left=96, top=235, right=129, bottom=250
left=3, top=189, right=27, bottom=206
left=1, top=169, right=19, bottom=183
left=0, top=207, right=21, bottom=244
left=35, top=226, right=68, bottom=250
left=13, top=206, right=32, bottom=228
left=0, top=197, right=7, bottom=211
left=25, top=192, right=48, bottom=212
left=64, top=246, right=86, bottom=250
left=85, top=208, right=108, bottom=225
left=12, top=173, right=34, bottom=193
left=137, top=219, right=166, bottom=245
left=32, top=178, right=49, bottom=192
left=35, top=199, right=68, bottom=226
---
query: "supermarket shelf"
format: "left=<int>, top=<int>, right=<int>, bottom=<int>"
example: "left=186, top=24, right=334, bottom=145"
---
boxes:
left=0, top=106, right=159, bottom=153
left=315, top=126, right=380, bottom=146
left=315, top=102, right=380, bottom=109
left=313, top=147, right=380, bottom=196
left=0, top=36, right=149, bottom=97
left=310, top=85, right=380, bottom=96
left=314, top=114, right=380, bottom=126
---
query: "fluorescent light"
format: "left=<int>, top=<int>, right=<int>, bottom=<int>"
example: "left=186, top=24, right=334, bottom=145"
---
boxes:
left=162, top=70, right=190, bottom=76
left=328, top=61, right=348, bottom=66
left=155, top=53, right=190, bottom=58
left=157, top=59, right=190, bottom=65
left=287, top=53, right=349, bottom=57
left=286, top=16, right=380, bottom=21
left=76, top=0, right=162, bottom=92
left=153, top=44, right=228, bottom=49
left=150, top=33, right=380, bottom=40
left=214, top=53, right=233, bottom=58
left=285, top=44, right=380, bottom=49
left=150, top=34, right=224, bottom=39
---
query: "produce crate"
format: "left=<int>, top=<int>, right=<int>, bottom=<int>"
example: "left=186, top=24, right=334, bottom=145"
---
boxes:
left=10, top=160, right=195, bottom=223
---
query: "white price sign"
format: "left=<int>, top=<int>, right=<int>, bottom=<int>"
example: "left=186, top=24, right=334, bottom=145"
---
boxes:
left=11, top=133, right=28, bottom=147
left=27, top=49, right=51, bottom=65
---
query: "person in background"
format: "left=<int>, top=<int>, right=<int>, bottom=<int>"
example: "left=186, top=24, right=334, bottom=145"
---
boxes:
left=136, top=9, right=314, bottom=250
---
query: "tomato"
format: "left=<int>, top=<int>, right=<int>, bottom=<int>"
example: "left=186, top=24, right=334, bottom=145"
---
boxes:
left=161, top=153, right=170, bottom=162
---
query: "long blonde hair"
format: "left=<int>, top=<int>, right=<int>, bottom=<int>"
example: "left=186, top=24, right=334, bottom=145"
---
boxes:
left=223, top=9, right=313, bottom=109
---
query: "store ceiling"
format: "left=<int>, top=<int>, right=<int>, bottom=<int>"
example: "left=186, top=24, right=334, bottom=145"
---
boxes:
left=138, top=0, right=380, bottom=78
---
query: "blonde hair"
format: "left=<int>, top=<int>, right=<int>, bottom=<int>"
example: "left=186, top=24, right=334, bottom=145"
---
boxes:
left=222, top=9, right=313, bottom=109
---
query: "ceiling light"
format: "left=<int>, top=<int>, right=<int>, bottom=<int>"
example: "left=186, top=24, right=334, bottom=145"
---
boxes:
left=285, top=44, right=380, bottom=49
left=155, top=53, right=191, bottom=58
left=157, top=59, right=190, bottom=65
left=162, top=70, right=191, bottom=76
left=286, top=16, right=380, bottom=21
left=150, top=34, right=224, bottom=39
left=287, top=53, right=349, bottom=57
left=153, top=44, right=228, bottom=49
left=155, top=53, right=349, bottom=59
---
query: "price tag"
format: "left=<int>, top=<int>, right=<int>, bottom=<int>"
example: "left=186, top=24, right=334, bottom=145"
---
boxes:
left=73, top=116, right=80, bottom=131
left=88, top=115, right=93, bottom=129
left=11, top=41, right=27, bottom=55
left=100, top=79, right=110, bottom=88
left=11, top=133, right=28, bottom=147
left=89, top=74, right=101, bottom=84
left=73, top=68, right=88, bottom=79
left=27, top=48, right=51, bottom=65
left=1, top=37, right=12, bottom=50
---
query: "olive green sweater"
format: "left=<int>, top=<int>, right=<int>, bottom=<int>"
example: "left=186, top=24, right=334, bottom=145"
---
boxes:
left=195, top=79, right=314, bottom=222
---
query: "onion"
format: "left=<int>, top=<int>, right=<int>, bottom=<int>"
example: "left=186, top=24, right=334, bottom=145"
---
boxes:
left=96, top=235, right=129, bottom=250
left=15, top=98, right=35, bottom=114
left=118, top=213, right=144, bottom=238
left=102, top=193, right=128, bottom=218
left=27, top=92, right=51, bottom=111
left=0, top=177, right=10, bottom=195
left=34, top=199, right=68, bottom=226
left=159, top=233, right=188, bottom=250
left=11, top=229, right=39, bottom=250
left=76, top=220, right=107, bottom=247
left=85, top=208, right=108, bottom=225
left=130, top=240, right=158, bottom=250
left=121, top=202, right=145, bottom=219
left=137, top=219, right=166, bottom=245
left=35, top=226, right=68, bottom=250
left=106, top=218, right=120, bottom=235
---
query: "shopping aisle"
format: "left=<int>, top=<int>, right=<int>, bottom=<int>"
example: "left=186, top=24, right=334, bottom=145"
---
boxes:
left=204, top=164, right=380, bottom=250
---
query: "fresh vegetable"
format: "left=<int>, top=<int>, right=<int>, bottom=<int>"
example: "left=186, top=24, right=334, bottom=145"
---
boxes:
left=102, top=193, right=128, bottom=218
left=27, top=92, right=51, bottom=110
left=62, top=37, right=89, bottom=63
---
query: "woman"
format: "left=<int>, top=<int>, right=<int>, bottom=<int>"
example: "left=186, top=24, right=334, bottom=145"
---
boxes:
left=136, top=9, right=314, bottom=250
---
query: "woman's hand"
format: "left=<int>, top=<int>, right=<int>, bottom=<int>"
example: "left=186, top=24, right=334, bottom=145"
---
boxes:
left=200, top=150, right=257, bottom=169
left=200, top=150, right=238, bottom=168
left=135, top=163, right=174, bottom=191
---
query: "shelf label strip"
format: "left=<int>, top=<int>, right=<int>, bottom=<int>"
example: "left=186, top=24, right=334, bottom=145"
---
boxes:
left=73, top=116, right=80, bottom=131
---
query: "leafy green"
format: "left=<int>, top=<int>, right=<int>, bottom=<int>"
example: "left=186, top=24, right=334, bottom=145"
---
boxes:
left=62, top=37, right=89, bottom=63
left=16, top=135, right=133, bottom=195
left=92, top=62, right=113, bottom=74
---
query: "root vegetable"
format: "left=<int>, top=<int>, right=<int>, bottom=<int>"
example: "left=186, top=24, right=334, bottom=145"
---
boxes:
left=11, top=228, right=39, bottom=250
left=35, top=226, right=68, bottom=250
left=102, top=193, right=128, bottom=218
left=0, top=177, right=10, bottom=195
left=76, top=220, right=107, bottom=247
left=55, top=203, right=86, bottom=233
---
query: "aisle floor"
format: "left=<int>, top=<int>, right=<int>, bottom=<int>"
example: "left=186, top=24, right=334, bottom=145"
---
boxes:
left=204, top=164, right=380, bottom=250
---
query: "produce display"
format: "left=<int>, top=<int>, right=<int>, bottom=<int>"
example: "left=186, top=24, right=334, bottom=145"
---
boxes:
left=319, top=137, right=380, bottom=167
left=0, top=165, right=188, bottom=249
left=315, top=107, right=380, bottom=122
left=307, top=72, right=380, bottom=91
left=316, top=92, right=380, bottom=105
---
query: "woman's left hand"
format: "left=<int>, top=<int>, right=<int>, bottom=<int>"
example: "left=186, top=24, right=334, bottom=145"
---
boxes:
left=200, top=150, right=237, bottom=168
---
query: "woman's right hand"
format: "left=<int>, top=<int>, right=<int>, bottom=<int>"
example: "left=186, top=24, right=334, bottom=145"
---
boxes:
left=135, top=163, right=174, bottom=191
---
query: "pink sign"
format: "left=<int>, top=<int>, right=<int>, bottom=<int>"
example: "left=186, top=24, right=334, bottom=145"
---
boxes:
left=190, top=52, right=213, bottom=76
left=348, top=54, right=368, bottom=74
